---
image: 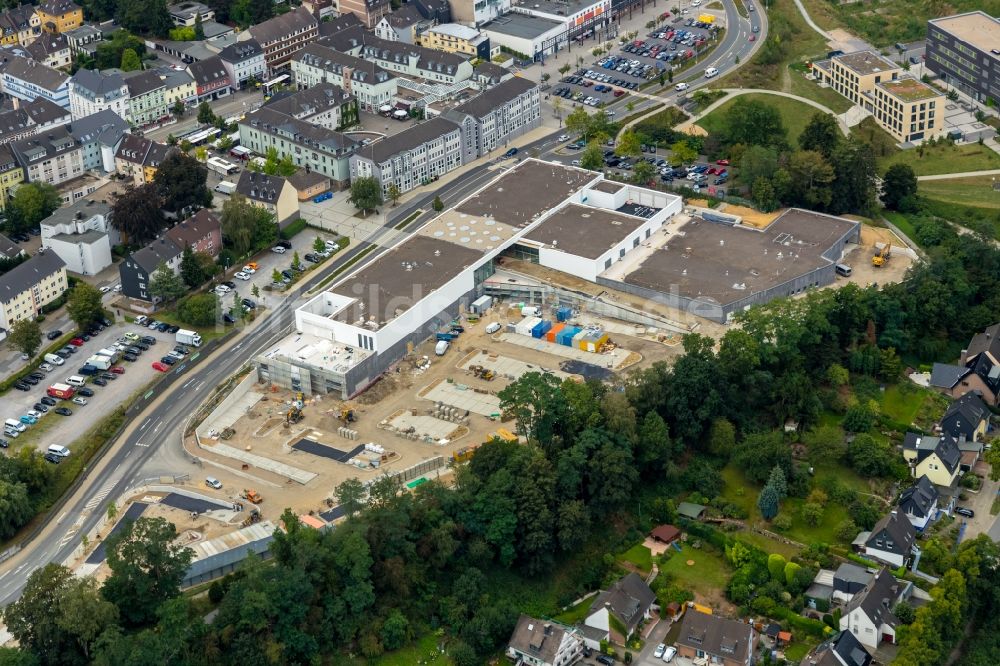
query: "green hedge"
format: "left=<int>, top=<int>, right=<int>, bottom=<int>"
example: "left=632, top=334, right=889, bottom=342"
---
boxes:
left=279, top=218, right=308, bottom=239
left=771, top=606, right=832, bottom=638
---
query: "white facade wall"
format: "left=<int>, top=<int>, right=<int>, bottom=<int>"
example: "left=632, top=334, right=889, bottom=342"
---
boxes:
left=290, top=60, right=397, bottom=112
left=863, top=547, right=904, bottom=568
left=68, top=84, right=129, bottom=121
left=481, top=24, right=564, bottom=58
left=839, top=610, right=885, bottom=650
left=45, top=235, right=111, bottom=275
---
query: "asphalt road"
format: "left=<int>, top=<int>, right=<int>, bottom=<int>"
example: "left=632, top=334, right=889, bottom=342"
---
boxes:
left=0, top=0, right=767, bottom=607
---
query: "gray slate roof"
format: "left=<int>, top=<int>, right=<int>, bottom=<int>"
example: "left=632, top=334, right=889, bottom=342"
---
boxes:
left=131, top=237, right=182, bottom=274
left=357, top=116, right=459, bottom=163
left=866, top=510, right=916, bottom=557
left=929, top=362, right=969, bottom=389
left=844, top=568, right=902, bottom=629
left=218, top=38, right=263, bottom=64
left=262, top=82, right=352, bottom=119
left=23, top=97, right=71, bottom=126
left=11, top=126, right=78, bottom=167
left=0, top=250, right=65, bottom=302
left=588, top=572, right=655, bottom=635
left=70, top=69, right=127, bottom=98
left=507, top=615, right=572, bottom=665
left=0, top=232, right=19, bottom=258
left=188, top=55, right=229, bottom=86
left=69, top=108, right=129, bottom=146
left=24, top=33, right=68, bottom=60
left=236, top=171, right=287, bottom=204
left=450, top=75, right=536, bottom=118
left=902, top=432, right=962, bottom=475
left=0, top=54, right=69, bottom=92
left=243, top=106, right=357, bottom=155
left=249, top=6, right=317, bottom=46
left=808, top=630, right=872, bottom=666
left=124, top=70, right=166, bottom=96
left=898, top=475, right=938, bottom=519
left=294, top=42, right=394, bottom=84
left=940, top=391, right=989, bottom=440
left=675, top=611, right=753, bottom=664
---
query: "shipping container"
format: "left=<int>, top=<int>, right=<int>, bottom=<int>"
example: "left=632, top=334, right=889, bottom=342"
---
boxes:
left=556, top=306, right=573, bottom=322
left=580, top=331, right=609, bottom=352
left=572, top=329, right=589, bottom=349
left=546, top=322, right=567, bottom=342
left=558, top=326, right=581, bottom=346
left=515, top=316, right=542, bottom=337
left=531, top=320, right=551, bottom=338
left=470, top=295, right=493, bottom=314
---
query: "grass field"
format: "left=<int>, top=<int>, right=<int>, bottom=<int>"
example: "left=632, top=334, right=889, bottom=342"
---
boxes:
left=788, top=73, right=854, bottom=114
left=696, top=93, right=823, bottom=144
left=554, top=597, right=595, bottom=625
left=346, top=634, right=452, bottom=666
left=660, top=544, right=731, bottom=598
left=877, top=142, right=1000, bottom=177
left=920, top=176, right=1000, bottom=210
left=618, top=543, right=653, bottom=574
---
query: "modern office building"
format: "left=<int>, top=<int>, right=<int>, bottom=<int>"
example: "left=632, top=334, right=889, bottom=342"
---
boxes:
left=926, top=11, right=1000, bottom=104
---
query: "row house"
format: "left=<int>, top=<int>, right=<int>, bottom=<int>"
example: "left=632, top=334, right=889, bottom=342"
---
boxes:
left=24, top=32, right=70, bottom=68
left=243, top=6, right=318, bottom=76
left=188, top=55, right=231, bottom=102
left=115, top=134, right=173, bottom=185
left=0, top=143, right=23, bottom=213
left=339, top=0, right=391, bottom=29
left=68, top=108, right=130, bottom=174
left=291, top=43, right=396, bottom=113
left=218, top=39, right=265, bottom=90
left=124, top=70, right=169, bottom=127
left=0, top=97, right=71, bottom=146
left=36, top=0, right=83, bottom=34
left=157, top=67, right=197, bottom=109
left=10, top=125, right=84, bottom=186
left=68, top=69, right=130, bottom=121
left=0, top=5, right=41, bottom=47
left=444, top=75, right=540, bottom=156
left=262, top=82, right=356, bottom=130
left=349, top=116, right=464, bottom=196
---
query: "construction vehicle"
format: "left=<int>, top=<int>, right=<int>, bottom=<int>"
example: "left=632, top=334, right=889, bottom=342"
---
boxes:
left=286, top=405, right=303, bottom=424
left=872, top=242, right=892, bottom=267
left=241, top=507, right=261, bottom=528
left=451, top=445, right=478, bottom=464
left=470, top=365, right=495, bottom=381
left=241, top=489, right=263, bottom=504
left=338, top=407, right=357, bottom=424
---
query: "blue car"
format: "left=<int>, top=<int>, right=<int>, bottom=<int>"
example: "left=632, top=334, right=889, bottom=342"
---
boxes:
left=312, top=191, right=333, bottom=203
left=504, top=147, right=518, bottom=158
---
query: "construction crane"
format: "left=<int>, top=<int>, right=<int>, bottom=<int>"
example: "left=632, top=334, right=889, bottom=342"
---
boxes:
left=872, top=243, right=892, bottom=267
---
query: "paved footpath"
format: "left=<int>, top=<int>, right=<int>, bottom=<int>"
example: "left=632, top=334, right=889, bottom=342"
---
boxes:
left=675, top=87, right=850, bottom=135
left=917, top=169, right=1000, bottom=181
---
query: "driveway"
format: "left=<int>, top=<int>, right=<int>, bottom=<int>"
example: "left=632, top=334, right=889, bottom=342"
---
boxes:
left=632, top=617, right=675, bottom=666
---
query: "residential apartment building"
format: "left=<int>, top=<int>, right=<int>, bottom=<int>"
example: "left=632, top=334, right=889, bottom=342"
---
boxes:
left=238, top=106, right=358, bottom=187
left=244, top=6, right=319, bottom=75
left=124, top=70, right=168, bottom=127
left=168, top=1, right=214, bottom=26
left=0, top=54, right=70, bottom=109
left=357, top=35, right=473, bottom=84
left=235, top=171, right=300, bottom=227
left=340, top=0, right=391, bottom=29
left=927, top=11, right=1000, bottom=105
left=0, top=143, right=23, bottom=212
left=0, top=5, right=41, bottom=47
left=11, top=126, right=84, bottom=186
left=0, top=97, right=71, bottom=146
left=24, top=32, right=70, bottom=68
left=675, top=611, right=756, bottom=666
left=68, top=108, right=129, bottom=173
left=157, top=68, right=197, bottom=109
left=115, top=134, right=172, bottom=185
left=373, top=5, right=425, bottom=43
left=350, top=116, right=464, bottom=196
left=263, top=83, right=357, bottom=130
left=36, top=0, right=83, bottom=34
left=505, top=616, right=583, bottom=666
left=445, top=75, right=540, bottom=156
left=165, top=208, right=222, bottom=258
left=218, top=39, right=266, bottom=89
left=40, top=193, right=119, bottom=275
left=419, top=23, right=491, bottom=58
left=69, top=69, right=130, bottom=122
left=64, top=25, right=101, bottom=55
left=119, top=237, right=182, bottom=302
left=872, top=78, right=944, bottom=143
left=0, top=249, right=67, bottom=329
left=188, top=55, right=231, bottom=102
left=291, top=43, right=397, bottom=113
left=449, top=0, right=510, bottom=26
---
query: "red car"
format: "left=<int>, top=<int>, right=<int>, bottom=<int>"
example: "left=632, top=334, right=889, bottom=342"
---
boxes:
left=152, top=361, right=169, bottom=372
left=707, top=167, right=718, bottom=174
left=613, top=89, right=626, bottom=97
left=69, top=338, right=84, bottom=346
left=110, top=366, right=125, bottom=374
left=749, top=35, right=756, bottom=42
left=716, top=159, right=730, bottom=166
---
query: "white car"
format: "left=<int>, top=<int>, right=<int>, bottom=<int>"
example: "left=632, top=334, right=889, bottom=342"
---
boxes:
left=234, top=271, right=251, bottom=280
left=662, top=646, right=677, bottom=662
left=485, top=322, right=502, bottom=334
left=205, top=476, right=222, bottom=489
left=168, top=351, right=185, bottom=360
left=241, top=265, right=256, bottom=274
left=272, top=246, right=287, bottom=254
left=72, top=397, right=88, bottom=406
left=27, top=410, right=42, bottom=420
left=675, top=82, right=689, bottom=91
left=654, top=644, right=666, bottom=659
left=39, top=363, right=53, bottom=372
left=100, top=285, right=111, bottom=293
left=558, top=134, right=569, bottom=141
left=114, top=284, right=122, bottom=292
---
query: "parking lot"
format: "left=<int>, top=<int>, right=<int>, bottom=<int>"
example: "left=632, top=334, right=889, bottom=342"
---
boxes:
left=4, top=322, right=182, bottom=456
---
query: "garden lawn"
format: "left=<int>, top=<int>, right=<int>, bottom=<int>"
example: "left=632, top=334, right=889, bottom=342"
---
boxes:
left=696, top=93, right=820, bottom=145
left=618, top=543, right=653, bottom=574
left=659, top=544, right=730, bottom=598
left=554, top=597, right=595, bottom=625
left=881, top=384, right=927, bottom=425
left=346, top=633, right=451, bottom=666
left=878, top=142, right=1000, bottom=177
left=919, top=176, right=1000, bottom=210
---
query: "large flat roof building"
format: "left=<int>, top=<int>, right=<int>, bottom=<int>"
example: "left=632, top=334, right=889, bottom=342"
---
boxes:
left=927, top=11, right=1000, bottom=104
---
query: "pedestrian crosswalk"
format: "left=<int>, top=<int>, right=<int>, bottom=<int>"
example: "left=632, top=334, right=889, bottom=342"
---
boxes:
left=83, top=481, right=117, bottom=512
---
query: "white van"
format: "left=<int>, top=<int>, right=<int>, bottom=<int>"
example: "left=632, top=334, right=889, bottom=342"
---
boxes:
left=485, top=322, right=502, bottom=334
left=44, top=353, right=65, bottom=365
left=65, top=375, right=87, bottom=387
left=47, top=445, right=70, bottom=458
left=4, top=419, right=26, bottom=433
left=704, top=67, right=719, bottom=78
left=435, top=340, right=450, bottom=356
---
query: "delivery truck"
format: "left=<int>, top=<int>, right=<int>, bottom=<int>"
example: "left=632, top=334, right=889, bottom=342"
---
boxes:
left=47, top=383, right=75, bottom=399
left=214, top=181, right=237, bottom=195
left=96, top=348, right=120, bottom=363
left=176, top=329, right=202, bottom=347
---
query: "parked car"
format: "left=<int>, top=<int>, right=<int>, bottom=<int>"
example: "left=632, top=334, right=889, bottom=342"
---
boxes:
left=241, top=265, right=256, bottom=274
left=47, top=329, right=63, bottom=340
left=110, top=366, right=125, bottom=374
left=160, top=356, right=176, bottom=366
left=272, top=246, right=287, bottom=254
left=662, top=646, right=677, bottom=662
left=503, top=147, right=518, bottom=158
left=44, top=452, right=62, bottom=464
left=123, top=353, right=138, bottom=362
left=955, top=506, right=975, bottom=518
left=54, top=407, right=73, bottom=416
left=152, top=361, right=169, bottom=372
left=77, top=387, right=95, bottom=397
left=39, top=363, right=53, bottom=372
left=205, top=476, right=223, bottom=489
left=69, top=338, right=84, bottom=346
left=275, top=240, right=292, bottom=249
left=100, top=372, right=116, bottom=381
left=234, top=271, right=251, bottom=280
left=33, top=403, right=49, bottom=413
left=72, top=397, right=88, bottom=406
left=92, top=378, right=107, bottom=387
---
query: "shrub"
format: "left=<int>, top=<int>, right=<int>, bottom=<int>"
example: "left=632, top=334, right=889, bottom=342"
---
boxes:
left=279, top=218, right=308, bottom=239
left=772, top=514, right=793, bottom=531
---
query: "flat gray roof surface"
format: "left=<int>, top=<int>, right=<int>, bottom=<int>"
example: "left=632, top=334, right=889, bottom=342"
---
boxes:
left=481, top=13, right=564, bottom=39
left=524, top=203, right=644, bottom=259
left=622, top=209, right=858, bottom=305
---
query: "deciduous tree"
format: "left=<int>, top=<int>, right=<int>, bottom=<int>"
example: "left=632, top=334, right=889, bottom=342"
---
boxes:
left=5, top=182, right=61, bottom=234
left=579, top=141, right=605, bottom=171
left=8, top=319, right=41, bottom=358
left=615, top=128, right=641, bottom=158
left=349, top=177, right=383, bottom=215
left=154, top=151, right=211, bottom=214
left=798, top=112, right=841, bottom=157
left=148, top=261, right=186, bottom=302
left=176, top=293, right=218, bottom=326
left=66, top=283, right=105, bottom=330
left=119, top=48, right=140, bottom=71
left=881, top=163, right=918, bottom=211
left=110, top=183, right=164, bottom=245
left=179, top=245, right=204, bottom=288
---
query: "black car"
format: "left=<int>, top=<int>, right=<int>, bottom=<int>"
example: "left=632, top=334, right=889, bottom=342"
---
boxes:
left=596, top=655, right=615, bottom=666
left=281, top=270, right=294, bottom=280
left=122, top=353, right=138, bottom=362
left=47, top=329, right=63, bottom=340
left=955, top=506, right=975, bottom=518
left=129, top=345, right=144, bottom=354
left=22, top=375, right=39, bottom=385
left=80, top=334, right=91, bottom=342
left=100, top=372, right=116, bottom=381
left=167, top=325, right=179, bottom=334
left=172, top=346, right=188, bottom=355
left=304, top=253, right=319, bottom=263
left=92, top=378, right=107, bottom=387
left=54, top=407, right=73, bottom=416
left=62, top=346, right=76, bottom=355
left=77, top=387, right=94, bottom=397
left=276, top=239, right=292, bottom=249
left=222, top=281, right=236, bottom=289
left=33, top=403, right=49, bottom=413
left=40, top=396, right=57, bottom=406
left=0, top=438, right=8, bottom=448
left=157, top=322, right=170, bottom=332
left=44, top=452, right=62, bottom=464
left=100, top=317, right=113, bottom=327
left=141, top=336, right=156, bottom=345
left=29, top=372, right=44, bottom=381
left=242, top=299, right=257, bottom=310
left=222, top=313, right=235, bottom=324
left=160, top=356, right=176, bottom=366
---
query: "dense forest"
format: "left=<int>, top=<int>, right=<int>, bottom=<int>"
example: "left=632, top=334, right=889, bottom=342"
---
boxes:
left=3, top=211, right=1000, bottom=664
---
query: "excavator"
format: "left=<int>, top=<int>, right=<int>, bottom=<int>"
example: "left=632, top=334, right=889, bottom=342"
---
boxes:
left=285, top=405, right=303, bottom=424
left=241, top=489, right=263, bottom=504
left=338, top=406, right=357, bottom=424
left=470, top=364, right=495, bottom=381
left=241, top=507, right=261, bottom=528
left=872, top=243, right=892, bottom=267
